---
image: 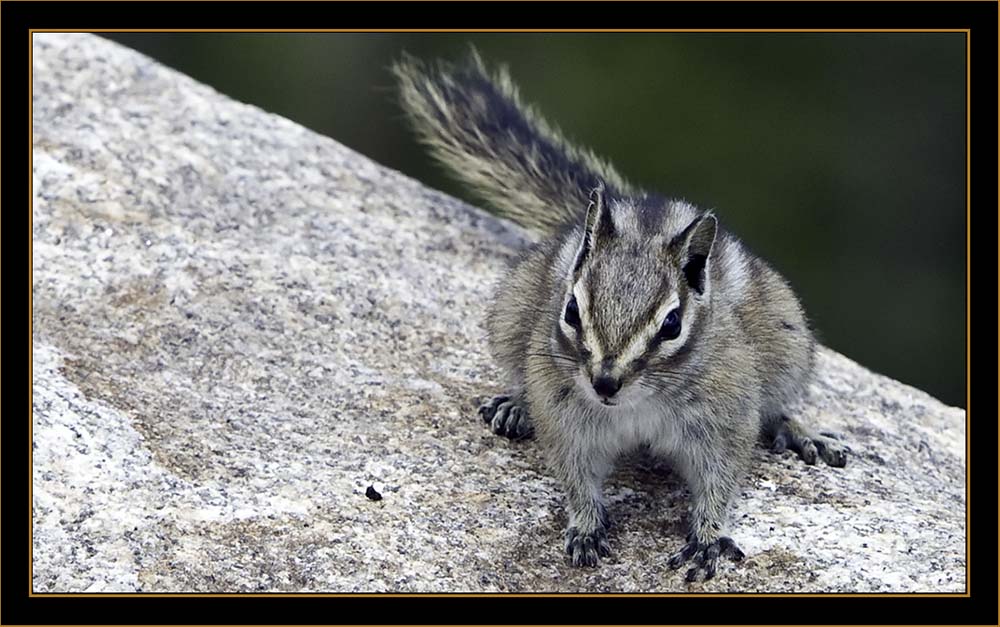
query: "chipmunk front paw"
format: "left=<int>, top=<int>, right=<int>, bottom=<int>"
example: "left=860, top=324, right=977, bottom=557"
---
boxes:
left=565, top=525, right=611, bottom=567
left=668, top=534, right=744, bottom=582
left=477, top=394, right=534, bottom=440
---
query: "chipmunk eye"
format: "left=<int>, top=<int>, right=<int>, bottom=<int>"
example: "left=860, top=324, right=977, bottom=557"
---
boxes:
left=659, top=308, right=681, bottom=341
left=564, top=295, right=581, bottom=329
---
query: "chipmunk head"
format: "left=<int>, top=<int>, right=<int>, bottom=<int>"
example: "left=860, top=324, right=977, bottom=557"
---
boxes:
left=555, top=185, right=718, bottom=407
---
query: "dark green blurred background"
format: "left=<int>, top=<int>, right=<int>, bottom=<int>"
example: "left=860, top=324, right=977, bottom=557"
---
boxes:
left=103, top=33, right=966, bottom=408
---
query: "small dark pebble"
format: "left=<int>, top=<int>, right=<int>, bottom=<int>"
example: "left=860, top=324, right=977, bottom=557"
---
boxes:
left=365, top=485, right=382, bottom=501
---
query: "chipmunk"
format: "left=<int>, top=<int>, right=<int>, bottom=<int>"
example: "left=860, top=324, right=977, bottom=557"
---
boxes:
left=393, top=51, right=848, bottom=582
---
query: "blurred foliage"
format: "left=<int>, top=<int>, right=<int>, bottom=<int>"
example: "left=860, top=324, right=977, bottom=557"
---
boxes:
left=103, top=33, right=966, bottom=408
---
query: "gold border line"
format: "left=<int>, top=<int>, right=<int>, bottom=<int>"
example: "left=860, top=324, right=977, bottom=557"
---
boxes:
left=27, top=28, right=972, bottom=599
left=30, top=28, right=971, bottom=32
left=966, top=26, right=972, bottom=593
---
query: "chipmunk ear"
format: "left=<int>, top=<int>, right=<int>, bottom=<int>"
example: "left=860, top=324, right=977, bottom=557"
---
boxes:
left=572, top=183, right=614, bottom=276
left=675, top=212, right=718, bottom=295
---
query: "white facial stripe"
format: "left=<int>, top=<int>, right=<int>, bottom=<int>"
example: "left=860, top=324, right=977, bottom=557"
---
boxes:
left=613, top=293, right=681, bottom=378
left=573, top=283, right=603, bottom=363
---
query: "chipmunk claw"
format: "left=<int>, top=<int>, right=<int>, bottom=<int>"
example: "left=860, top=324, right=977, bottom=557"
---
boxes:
left=565, top=526, right=611, bottom=567
left=478, top=394, right=534, bottom=440
left=478, top=395, right=510, bottom=422
left=669, top=535, right=743, bottom=582
left=770, top=417, right=850, bottom=468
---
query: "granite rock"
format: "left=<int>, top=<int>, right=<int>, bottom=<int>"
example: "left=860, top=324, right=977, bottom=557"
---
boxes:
left=31, top=33, right=967, bottom=593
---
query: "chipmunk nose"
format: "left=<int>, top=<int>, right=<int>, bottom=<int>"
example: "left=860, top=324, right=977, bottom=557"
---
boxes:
left=592, top=374, right=621, bottom=399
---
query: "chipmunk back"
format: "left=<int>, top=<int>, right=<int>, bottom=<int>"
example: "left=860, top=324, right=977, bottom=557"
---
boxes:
left=393, top=51, right=848, bottom=581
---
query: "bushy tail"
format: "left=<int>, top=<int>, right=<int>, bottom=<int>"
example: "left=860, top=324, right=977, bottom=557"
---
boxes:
left=392, top=50, right=634, bottom=236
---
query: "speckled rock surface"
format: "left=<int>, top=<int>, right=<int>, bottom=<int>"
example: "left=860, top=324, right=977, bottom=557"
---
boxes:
left=31, top=33, right=967, bottom=593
